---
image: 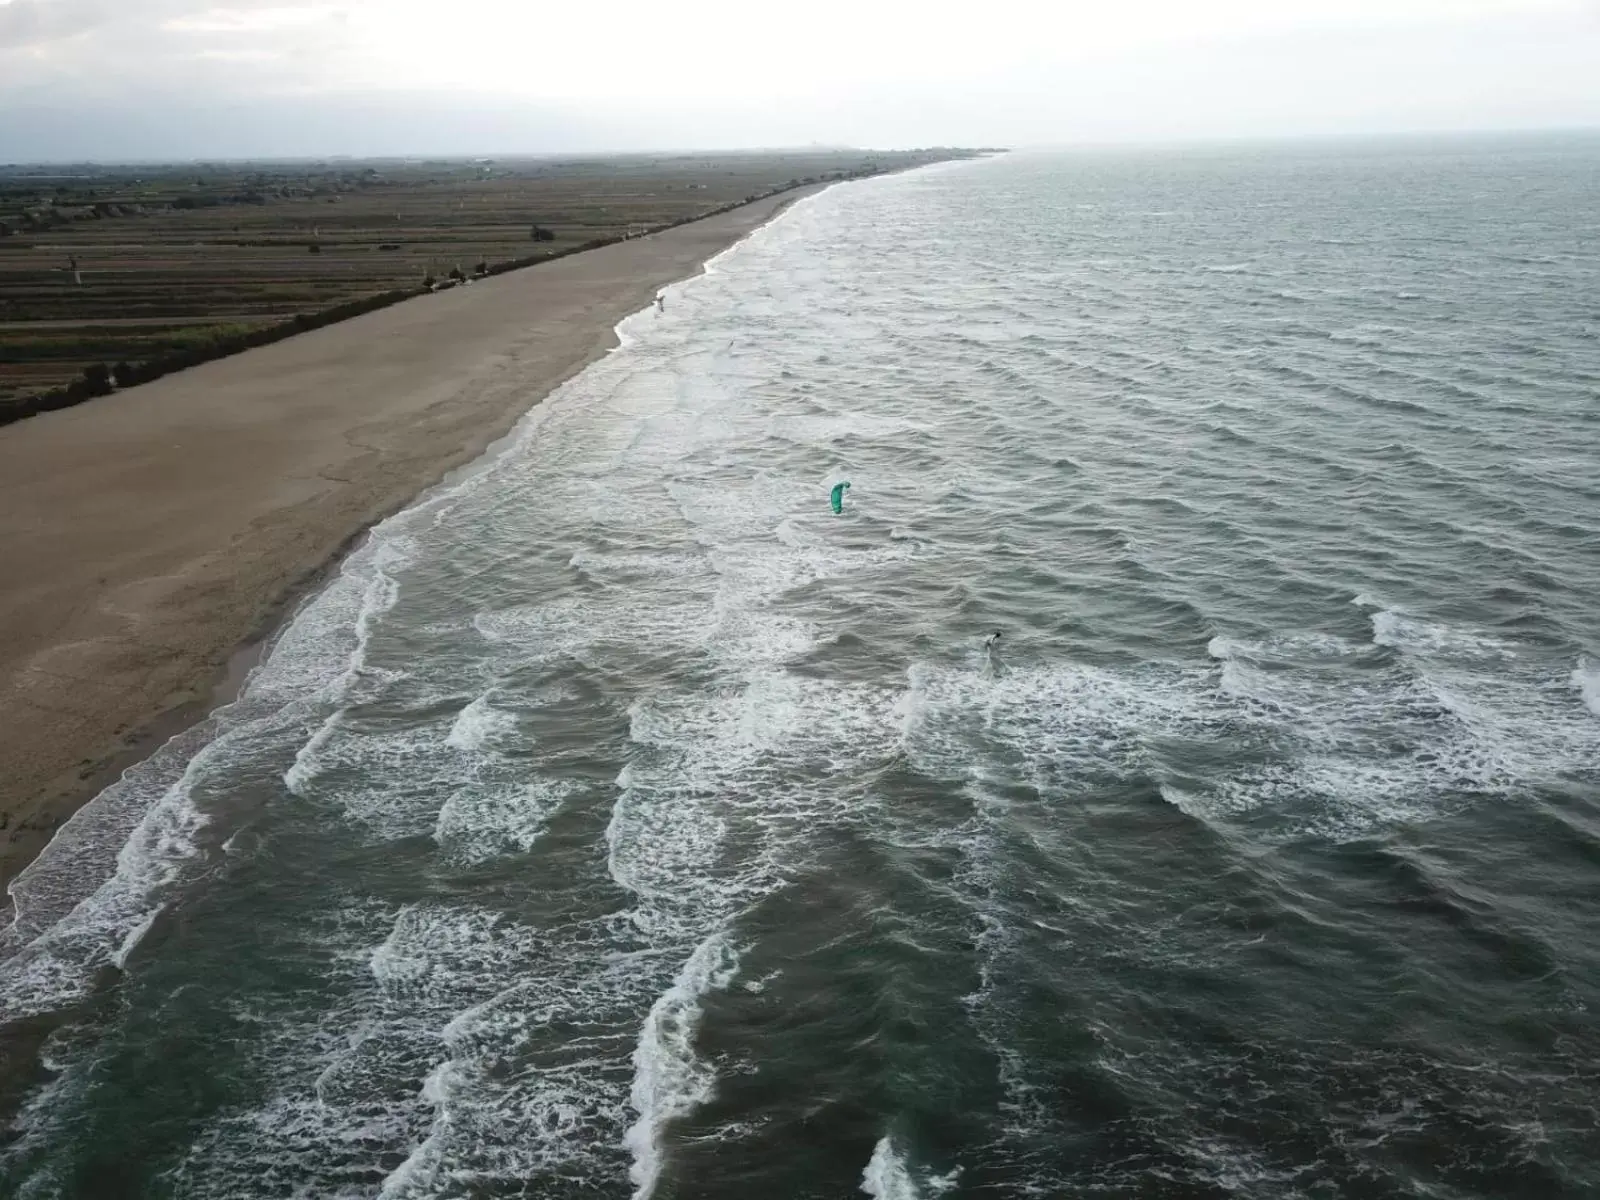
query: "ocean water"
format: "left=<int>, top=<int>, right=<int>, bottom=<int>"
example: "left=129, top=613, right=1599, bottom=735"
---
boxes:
left=3, top=138, right=1600, bottom=1199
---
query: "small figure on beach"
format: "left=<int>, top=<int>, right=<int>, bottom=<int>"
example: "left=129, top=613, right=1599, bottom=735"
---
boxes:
left=655, top=293, right=665, bottom=314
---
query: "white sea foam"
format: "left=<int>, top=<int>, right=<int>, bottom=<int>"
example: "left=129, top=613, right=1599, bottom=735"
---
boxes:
left=920, top=621, right=1600, bottom=1169
left=1208, top=631, right=1365, bottom=663
left=109, top=904, right=164, bottom=971
left=3, top=174, right=889, bottom=1194
left=899, top=659, right=1202, bottom=792
left=861, top=1136, right=923, bottom=1200
left=906, top=619, right=1600, bottom=850
left=600, top=413, right=917, bottom=1187
left=282, top=708, right=343, bottom=796
left=569, top=548, right=712, bottom=580
left=286, top=721, right=476, bottom=838
left=1573, top=657, right=1600, bottom=719
left=377, top=1061, right=454, bottom=1199
left=625, top=933, right=740, bottom=1198
left=379, top=347, right=915, bottom=1189
left=1371, top=609, right=1514, bottom=659
left=433, top=778, right=573, bottom=863
left=283, top=535, right=412, bottom=794
left=0, top=450, right=440, bottom=1021
left=1, top=713, right=249, bottom=1019
left=475, top=592, right=706, bottom=664
left=444, top=691, right=520, bottom=752
left=15, top=151, right=1596, bottom=1197
left=356, top=900, right=655, bottom=1194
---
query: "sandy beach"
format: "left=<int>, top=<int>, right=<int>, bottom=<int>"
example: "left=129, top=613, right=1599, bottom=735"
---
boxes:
left=0, top=186, right=818, bottom=896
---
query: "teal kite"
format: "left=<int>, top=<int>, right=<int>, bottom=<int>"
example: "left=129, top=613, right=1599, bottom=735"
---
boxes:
left=830, top=481, right=851, bottom=514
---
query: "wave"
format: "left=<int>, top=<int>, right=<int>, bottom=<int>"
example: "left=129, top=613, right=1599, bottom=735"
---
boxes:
left=334, top=900, right=644, bottom=1197
left=1370, top=608, right=1515, bottom=660
left=860, top=1136, right=960, bottom=1199
left=1, top=210, right=833, bottom=1185
left=903, top=612, right=1600, bottom=852
left=432, top=777, right=573, bottom=864
left=443, top=691, right=519, bottom=752
left=625, top=933, right=740, bottom=1199
left=0, top=528, right=417, bottom=1022
left=1573, top=657, right=1600, bottom=719
left=9, top=144, right=1599, bottom=1197
left=861, top=1137, right=920, bottom=1199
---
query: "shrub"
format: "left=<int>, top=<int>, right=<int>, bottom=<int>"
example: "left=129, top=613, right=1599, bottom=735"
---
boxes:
left=530, top=224, right=555, bottom=242
left=81, top=362, right=113, bottom=396
left=308, top=242, right=321, bottom=254
left=112, top=360, right=138, bottom=388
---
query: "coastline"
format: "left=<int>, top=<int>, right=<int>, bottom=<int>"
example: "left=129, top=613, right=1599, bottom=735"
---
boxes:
left=0, top=183, right=828, bottom=903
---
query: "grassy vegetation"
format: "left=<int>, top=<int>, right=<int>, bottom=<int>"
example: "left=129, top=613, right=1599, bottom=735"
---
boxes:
left=0, top=149, right=988, bottom=423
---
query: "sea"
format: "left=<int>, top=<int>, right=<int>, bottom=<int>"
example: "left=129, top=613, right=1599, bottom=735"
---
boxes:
left=2, top=136, right=1599, bottom=1199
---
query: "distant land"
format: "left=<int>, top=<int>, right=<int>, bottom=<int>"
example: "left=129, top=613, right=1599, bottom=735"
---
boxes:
left=0, top=149, right=993, bottom=420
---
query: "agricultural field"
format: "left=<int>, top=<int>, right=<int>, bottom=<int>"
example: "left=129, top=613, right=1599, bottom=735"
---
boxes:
left=0, top=149, right=978, bottom=407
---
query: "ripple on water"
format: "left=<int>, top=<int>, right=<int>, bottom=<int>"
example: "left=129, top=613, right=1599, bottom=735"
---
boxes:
left=6, top=143, right=1600, bottom=1200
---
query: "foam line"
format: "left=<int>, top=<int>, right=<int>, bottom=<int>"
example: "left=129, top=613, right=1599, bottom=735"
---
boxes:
left=625, top=933, right=740, bottom=1199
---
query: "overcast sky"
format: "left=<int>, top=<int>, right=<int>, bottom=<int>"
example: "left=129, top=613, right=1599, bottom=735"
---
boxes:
left=2, top=0, right=1598, bottom=159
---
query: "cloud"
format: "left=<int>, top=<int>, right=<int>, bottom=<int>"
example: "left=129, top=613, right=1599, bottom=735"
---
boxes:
left=0, top=0, right=121, bottom=47
left=0, top=0, right=314, bottom=48
left=165, top=5, right=344, bottom=34
left=0, top=0, right=1596, bottom=156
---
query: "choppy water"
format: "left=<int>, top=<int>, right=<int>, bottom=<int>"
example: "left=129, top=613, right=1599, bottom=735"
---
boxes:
left=4, top=138, right=1600, bottom=1199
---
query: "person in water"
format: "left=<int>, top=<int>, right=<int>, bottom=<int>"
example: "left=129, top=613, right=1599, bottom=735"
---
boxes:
left=985, top=630, right=1002, bottom=651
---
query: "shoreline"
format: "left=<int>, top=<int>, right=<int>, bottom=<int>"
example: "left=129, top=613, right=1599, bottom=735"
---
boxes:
left=0, top=182, right=830, bottom=904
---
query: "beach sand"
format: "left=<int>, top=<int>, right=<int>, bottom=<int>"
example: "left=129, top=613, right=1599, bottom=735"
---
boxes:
left=0, top=186, right=819, bottom=896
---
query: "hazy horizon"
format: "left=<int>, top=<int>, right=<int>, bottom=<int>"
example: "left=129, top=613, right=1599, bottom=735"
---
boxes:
left=5, top=127, right=1600, bottom=169
left=3, top=0, right=1599, bottom=161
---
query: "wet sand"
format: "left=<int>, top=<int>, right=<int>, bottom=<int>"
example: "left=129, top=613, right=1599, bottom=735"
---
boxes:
left=0, top=186, right=820, bottom=897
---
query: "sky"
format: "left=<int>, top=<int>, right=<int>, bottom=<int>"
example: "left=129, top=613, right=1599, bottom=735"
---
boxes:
left=1, top=0, right=1598, bottom=159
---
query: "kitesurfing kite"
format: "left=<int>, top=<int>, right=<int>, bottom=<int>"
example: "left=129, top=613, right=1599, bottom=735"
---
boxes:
left=830, top=481, right=851, bottom=514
